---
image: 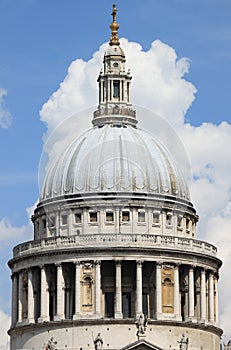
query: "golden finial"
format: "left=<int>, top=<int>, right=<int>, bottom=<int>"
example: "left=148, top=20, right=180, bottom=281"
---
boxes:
left=109, top=4, right=120, bottom=45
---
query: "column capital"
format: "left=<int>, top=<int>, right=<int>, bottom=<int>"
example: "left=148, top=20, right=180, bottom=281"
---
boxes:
left=174, top=263, right=181, bottom=269
left=94, top=260, right=101, bottom=266
left=209, top=269, right=216, bottom=276
left=74, top=260, right=81, bottom=267
left=115, top=260, right=121, bottom=266
left=55, top=262, right=62, bottom=268
left=11, top=273, right=17, bottom=280
left=136, top=260, right=143, bottom=266
left=156, top=261, right=163, bottom=268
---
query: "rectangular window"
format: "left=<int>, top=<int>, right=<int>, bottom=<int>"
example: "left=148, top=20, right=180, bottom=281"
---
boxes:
left=177, top=216, right=183, bottom=227
left=75, top=213, right=82, bottom=224
left=153, top=212, right=160, bottom=224
left=89, top=212, right=98, bottom=223
left=166, top=213, right=172, bottom=226
left=186, top=217, right=190, bottom=231
left=42, top=218, right=46, bottom=229
left=122, top=211, right=130, bottom=222
left=106, top=212, right=114, bottom=222
left=113, top=80, right=120, bottom=98
left=138, top=211, right=145, bottom=223
left=61, top=214, right=67, bottom=225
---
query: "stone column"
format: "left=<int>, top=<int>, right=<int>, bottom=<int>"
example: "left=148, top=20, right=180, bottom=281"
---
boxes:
left=95, top=261, right=101, bottom=317
left=136, top=260, right=143, bottom=316
left=115, top=260, right=122, bottom=319
left=54, top=263, right=65, bottom=321
left=155, top=262, right=162, bottom=319
left=17, top=271, right=23, bottom=323
left=55, top=211, right=60, bottom=236
left=68, top=210, right=73, bottom=236
left=27, top=268, right=34, bottom=323
left=214, top=274, right=219, bottom=324
left=38, top=265, right=49, bottom=322
left=11, top=273, right=18, bottom=326
left=174, top=264, right=181, bottom=320
left=73, top=261, right=81, bottom=319
left=200, top=268, right=206, bottom=322
left=188, top=266, right=195, bottom=319
left=208, top=271, right=215, bottom=323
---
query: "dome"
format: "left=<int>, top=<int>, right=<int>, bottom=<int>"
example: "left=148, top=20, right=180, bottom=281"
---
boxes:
left=105, top=44, right=125, bottom=57
left=40, top=123, right=190, bottom=201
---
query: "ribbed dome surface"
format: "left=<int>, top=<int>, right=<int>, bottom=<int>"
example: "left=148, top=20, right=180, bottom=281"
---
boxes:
left=105, top=45, right=125, bottom=57
left=41, top=124, right=190, bottom=201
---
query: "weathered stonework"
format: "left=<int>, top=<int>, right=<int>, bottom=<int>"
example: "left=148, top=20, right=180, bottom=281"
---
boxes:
left=8, top=5, right=222, bottom=350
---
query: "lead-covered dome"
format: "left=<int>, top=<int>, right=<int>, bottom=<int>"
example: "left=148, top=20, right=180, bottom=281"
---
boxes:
left=40, top=123, right=190, bottom=201
left=40, top=8, right=190, bottom=204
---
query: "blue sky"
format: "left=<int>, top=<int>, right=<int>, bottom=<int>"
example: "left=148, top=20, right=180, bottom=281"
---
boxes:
left=0, top=0, right=231, bottom=346
left=0, top=0, right=230, bottom=224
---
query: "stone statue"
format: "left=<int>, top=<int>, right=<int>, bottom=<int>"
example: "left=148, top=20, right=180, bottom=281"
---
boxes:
left=135, top=313, right=148, bottom=339
left=178, top=334, right=189, bottom=350
left=46, top=337, right=57, bottom=350
left=94, top=333, right=103, bottom=350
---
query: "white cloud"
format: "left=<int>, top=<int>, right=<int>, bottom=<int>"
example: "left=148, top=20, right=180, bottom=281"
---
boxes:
left=0, top=89, right=12, bottom=129
left=0, top=202, right=35, bottom=246
left=40, top=38, right=196, bottom=141
left=39, top=38, right=231, bottom=337
left=0, top=310, right=10, bottom=350
left=180, top=122, right=231, bottom=217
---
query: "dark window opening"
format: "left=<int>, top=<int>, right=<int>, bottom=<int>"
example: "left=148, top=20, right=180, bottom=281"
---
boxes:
left=105, top=292, right=114, bottom=318
left=177, top=216, right=183, bottom=227
left=106, top=212, right=114, bottom=222
left=122, top=292, right=131, bottom=318
left=62, top=214, right=67, bottom=225
left=122, top=211, right=130, bottom=222
left=113, top=80, right=120, bottom=98
left=75, top=213, right=82, bottom=224
left=42, top=219, right=46, bottom=229
left=166, top=214, right=172, bottom=226
left=89, top=212, right=98, bottom=223
left=142, top=293, right=148, bottom=316
left=138, top=211, right=145, bottom=223
left=153, top=212, right=159, bottom=224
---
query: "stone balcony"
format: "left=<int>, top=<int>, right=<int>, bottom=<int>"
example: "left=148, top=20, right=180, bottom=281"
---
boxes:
left=13, top=233, right=217, bottom=259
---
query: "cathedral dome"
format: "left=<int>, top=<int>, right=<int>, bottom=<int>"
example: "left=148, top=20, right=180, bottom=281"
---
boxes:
left=40, top=123, right=190, bottom=201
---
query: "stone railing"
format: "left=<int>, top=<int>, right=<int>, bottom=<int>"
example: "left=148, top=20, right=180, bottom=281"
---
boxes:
left=13, top=233, right=217, bottom=258
left=93, top=106, right=136, bottom=118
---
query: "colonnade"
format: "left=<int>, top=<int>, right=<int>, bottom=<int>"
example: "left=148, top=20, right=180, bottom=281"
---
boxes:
left=11, top=260, right=219, bottom=328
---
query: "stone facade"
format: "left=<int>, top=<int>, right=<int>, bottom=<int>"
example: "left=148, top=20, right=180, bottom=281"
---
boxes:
left=8, top=5, right=222, bottom=350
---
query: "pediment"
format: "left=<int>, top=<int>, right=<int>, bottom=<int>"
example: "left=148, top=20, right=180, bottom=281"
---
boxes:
left=120, top=339, right=163, bottom=350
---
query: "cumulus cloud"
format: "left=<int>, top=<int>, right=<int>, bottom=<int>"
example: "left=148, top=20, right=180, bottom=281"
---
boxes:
left=0, top=202, right=36, bottom=346
left=0, top=310, right=10, bottom=350
left=40, top=38, right=196, bottom=140
left=0, top=203, right=35, bottom=246
left=39, top=38, right=231, bottom=337
left=0, top=89, right=12, bottom=129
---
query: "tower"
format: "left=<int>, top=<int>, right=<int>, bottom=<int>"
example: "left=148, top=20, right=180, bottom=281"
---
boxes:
left=8, top=5, right=222, bottom=350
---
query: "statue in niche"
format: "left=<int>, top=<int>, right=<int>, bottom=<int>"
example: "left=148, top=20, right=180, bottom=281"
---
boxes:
left=178, top=334, right=189, bottom=350
left=94, top=333, right=103, bottom=350
left=46, top=337, right=57, bottom=350
left=135, top=313, right=148, bottom=339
